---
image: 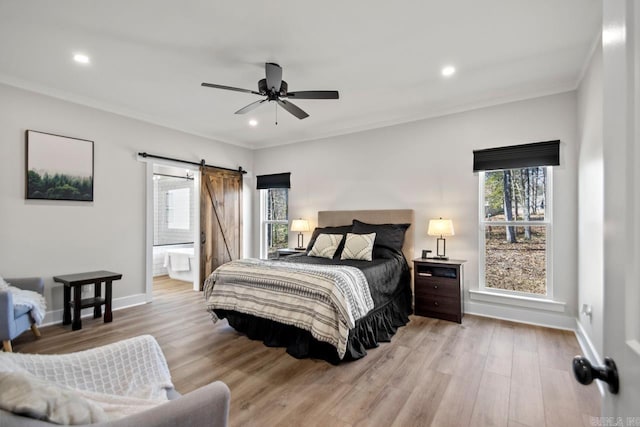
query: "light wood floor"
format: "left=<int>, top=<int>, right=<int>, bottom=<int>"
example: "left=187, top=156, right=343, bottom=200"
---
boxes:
left=13, top=276, right=601, bottom=427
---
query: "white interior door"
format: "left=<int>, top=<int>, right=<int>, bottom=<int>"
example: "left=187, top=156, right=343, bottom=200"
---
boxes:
left=600, top=0, right=640, bottom=417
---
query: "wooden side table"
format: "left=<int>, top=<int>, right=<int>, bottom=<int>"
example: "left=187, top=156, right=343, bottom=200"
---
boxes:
left=277, top=248, right=306, bottom=258
left=53, top=271, right=122, bottom=331
left=413, top=258, right=465, bottom=323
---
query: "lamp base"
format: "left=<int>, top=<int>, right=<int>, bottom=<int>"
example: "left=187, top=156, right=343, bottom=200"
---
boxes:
left=431, top=256, right=449, bottom=261
left=436, top=237, right=447, bottom=259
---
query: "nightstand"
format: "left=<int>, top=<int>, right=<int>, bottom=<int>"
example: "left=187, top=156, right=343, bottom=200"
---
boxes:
left=413, top=258, right=466, bottom=323
left=277, top=248, right=306, bottom=258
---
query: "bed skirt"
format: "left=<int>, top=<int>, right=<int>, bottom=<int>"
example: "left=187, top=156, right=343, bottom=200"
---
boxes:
left=213, top=285, right=412, bottom=364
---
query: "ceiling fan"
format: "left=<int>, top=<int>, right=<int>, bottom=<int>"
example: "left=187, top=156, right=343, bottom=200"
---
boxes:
left=201, top=63, right=339, bottom=120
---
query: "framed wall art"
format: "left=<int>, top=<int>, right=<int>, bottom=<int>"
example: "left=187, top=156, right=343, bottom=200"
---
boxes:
left=25, top=130, right=94, bottom=201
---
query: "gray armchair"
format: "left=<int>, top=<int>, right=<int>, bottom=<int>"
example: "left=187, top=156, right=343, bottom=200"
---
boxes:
left=0, top=335, right=230, bottom=426
left=0, top=382, right=230, bottom=427
left=0, top=277, right=44, bottom=352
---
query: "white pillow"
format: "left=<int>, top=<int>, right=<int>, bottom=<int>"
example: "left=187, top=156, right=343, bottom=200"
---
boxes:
left=340, top=233, right=376, bottom=261
left=0, top=371, right=108, bottom=425
left=308, top=234, right=344, bottom=259
left=0, top=276, right=9, bottom=289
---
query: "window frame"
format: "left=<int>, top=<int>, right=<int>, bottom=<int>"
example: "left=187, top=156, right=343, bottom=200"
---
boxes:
left=478, top=167, right=554, bottom=299
left=259, top=188, right=289, bottom=259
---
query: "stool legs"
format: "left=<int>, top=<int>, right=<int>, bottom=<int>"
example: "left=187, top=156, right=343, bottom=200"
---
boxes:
left=93, top=282, right=102, bottom=319
left=63, top=285, right=71, bottom=325
left=104, top=280, right=113, bottom=323
left=72, top=285, right=82, bottom=331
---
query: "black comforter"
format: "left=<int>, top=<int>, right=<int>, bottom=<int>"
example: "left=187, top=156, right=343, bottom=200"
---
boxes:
left=213, top=250, right=412, bottom=364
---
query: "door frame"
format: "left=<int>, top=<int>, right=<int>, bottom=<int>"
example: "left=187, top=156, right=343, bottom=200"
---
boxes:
left=601, top=0, right=640, bottom=416
left=143, top=159, right=201, bottom=301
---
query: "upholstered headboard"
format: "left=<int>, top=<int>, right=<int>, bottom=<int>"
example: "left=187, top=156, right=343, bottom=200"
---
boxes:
left=317, top=209, right=415, bottom=262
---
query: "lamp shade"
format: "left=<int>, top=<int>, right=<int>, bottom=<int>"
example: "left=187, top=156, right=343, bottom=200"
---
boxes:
left=291, top=219, right=310, bottom=232
left=427, top=219, right=455, bottom=237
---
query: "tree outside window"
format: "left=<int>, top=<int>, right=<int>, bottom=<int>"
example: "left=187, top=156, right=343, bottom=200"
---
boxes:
left=481, top=166, right=551, bottom=295
left=261, top=188, right=289, bottom=259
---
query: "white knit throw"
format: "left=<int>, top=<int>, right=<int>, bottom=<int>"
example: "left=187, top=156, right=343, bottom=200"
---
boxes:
left=0, top=335, right=173, bottom=422
left=0, top=277, right=47, bottom=325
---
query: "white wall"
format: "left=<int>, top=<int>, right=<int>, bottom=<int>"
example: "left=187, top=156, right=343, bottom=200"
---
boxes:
left=576, top=44, right=604, bottom=359
left=0, top=79, right=583, bottom=329
left=254, top=91, right=579, bottom=326
left=0, top=83, right=253, bottom=322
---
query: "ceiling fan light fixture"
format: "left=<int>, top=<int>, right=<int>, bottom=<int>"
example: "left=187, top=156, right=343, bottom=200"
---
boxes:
left=201, top=63, right=339, bottom=120
left=441, top=65, right=456, bottom=77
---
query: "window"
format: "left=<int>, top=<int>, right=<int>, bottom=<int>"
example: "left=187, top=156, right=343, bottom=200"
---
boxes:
left=166, top=188, right=190, bottom=230
left=479, top=166, right=552, bottom=296
left=260, top=188, right=289, bottom=259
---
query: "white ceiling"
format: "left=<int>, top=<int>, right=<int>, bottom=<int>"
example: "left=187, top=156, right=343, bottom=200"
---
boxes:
left=0, top=1, right=601, bottom=149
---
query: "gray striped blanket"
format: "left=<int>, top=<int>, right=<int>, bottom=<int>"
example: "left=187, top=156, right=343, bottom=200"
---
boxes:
left=204, top=258, right=374, bottom=359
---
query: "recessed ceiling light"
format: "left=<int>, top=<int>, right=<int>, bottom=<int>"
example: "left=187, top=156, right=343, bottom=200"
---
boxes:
left=441, top=65, right=456, bottom=77
left=73, top=53, right=90, bottom=64
left=603, top=25, right=625, bottom=46
left=249, top=119, right=258, bottom=127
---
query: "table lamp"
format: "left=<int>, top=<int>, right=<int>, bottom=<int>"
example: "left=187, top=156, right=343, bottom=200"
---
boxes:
left=427, top=218, right=455, bottom=260
left=291, top=219, right=309, bottom=249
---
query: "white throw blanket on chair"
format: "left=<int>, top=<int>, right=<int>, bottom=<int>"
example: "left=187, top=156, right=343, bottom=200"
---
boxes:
left=0, top=277, right=46, bottom=325
left=0, top=335, right=174, bottom=423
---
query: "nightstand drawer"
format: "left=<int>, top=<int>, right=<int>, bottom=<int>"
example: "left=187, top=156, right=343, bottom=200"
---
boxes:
left=415, top=278, right=459, bottom=298
left=415, top=295, right=459, bottom=316
left=415, top=274, right=460, bottom=288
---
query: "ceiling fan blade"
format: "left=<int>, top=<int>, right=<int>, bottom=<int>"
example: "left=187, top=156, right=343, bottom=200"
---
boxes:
left=201, top=82, right=260, bottom=95
left=234, top=99, right=267, bottom=114
left=265, top=63, right=283, bottom=92
left=286, top=90, right=339, bottom=99
left=276, top=99, right=309, bottom=120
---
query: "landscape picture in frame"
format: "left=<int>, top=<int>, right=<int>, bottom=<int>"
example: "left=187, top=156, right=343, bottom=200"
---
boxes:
left=26, top=130, right=94, bottom=201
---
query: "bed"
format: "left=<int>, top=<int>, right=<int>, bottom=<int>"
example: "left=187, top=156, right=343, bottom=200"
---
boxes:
left=204, top=209, right=414, bottom=364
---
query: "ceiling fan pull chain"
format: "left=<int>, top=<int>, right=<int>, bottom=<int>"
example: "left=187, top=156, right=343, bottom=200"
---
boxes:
left=275, top=102, right=278, bottom=126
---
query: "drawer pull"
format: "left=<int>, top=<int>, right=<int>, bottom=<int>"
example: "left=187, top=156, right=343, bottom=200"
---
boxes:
left=418, top=272, right=432, bottom=277
left=434, top=301, right=439, bottom=307
left=433, top=285, right=438, bottom=289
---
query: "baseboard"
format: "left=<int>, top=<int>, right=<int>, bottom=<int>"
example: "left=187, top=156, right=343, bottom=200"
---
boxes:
left=465, top=300, right=576, bottom=330
left=575, top=319, right=605, bottom=397
left=41, top=293, right=148, bottom=327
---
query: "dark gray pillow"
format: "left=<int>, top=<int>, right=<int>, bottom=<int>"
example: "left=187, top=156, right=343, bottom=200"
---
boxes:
left=351, top=219, right=410, bottom=253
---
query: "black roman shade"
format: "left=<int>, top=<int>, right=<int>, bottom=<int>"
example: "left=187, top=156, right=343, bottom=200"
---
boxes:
left=256, top=172, right=291, bottom=189
left=473, top=140, right=560, bottom=172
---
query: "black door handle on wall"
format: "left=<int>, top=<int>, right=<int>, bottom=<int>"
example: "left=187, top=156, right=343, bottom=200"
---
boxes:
left=572, top=355, right=619, bottom=394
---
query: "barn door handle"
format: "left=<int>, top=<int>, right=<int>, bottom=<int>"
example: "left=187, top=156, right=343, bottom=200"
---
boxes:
left=200, top=231, right=206, bottom=245
left=572, top=356, right=619, bottom=394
